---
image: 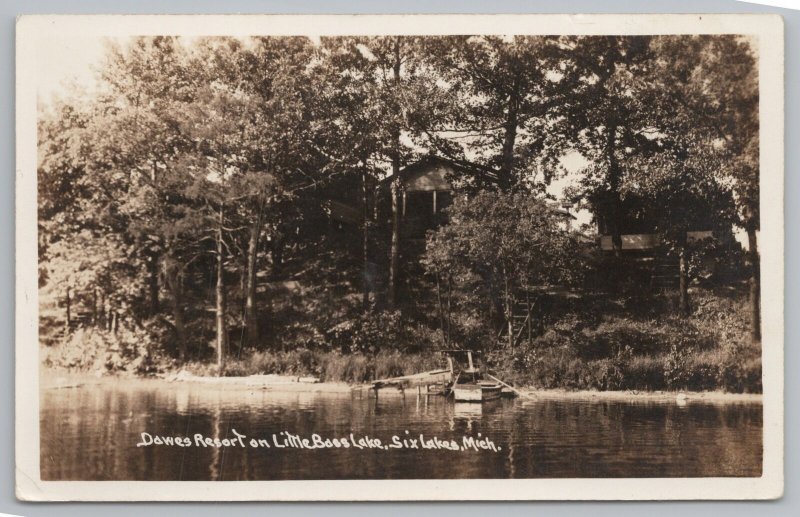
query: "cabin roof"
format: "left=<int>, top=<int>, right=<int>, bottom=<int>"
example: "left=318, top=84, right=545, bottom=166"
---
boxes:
left=545, top=202, right=577, bottom=220
left=379, top=155, right=496, bottom=191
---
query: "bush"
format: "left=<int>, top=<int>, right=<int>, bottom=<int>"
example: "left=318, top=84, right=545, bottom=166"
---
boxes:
left=43, top=322, right=172, bottom=375
left=326, top=311, right=404, bottom=353
left=487, top=287, right=761, bottom=393
left=663, top=344, right=693, bottom=389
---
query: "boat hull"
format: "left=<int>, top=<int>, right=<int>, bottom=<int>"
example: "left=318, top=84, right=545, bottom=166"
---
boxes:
left=452, top=382, right=502, bottom=402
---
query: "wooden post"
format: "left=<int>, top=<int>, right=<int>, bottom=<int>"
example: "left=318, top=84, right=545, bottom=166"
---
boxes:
left=432, top=190, right=437, bottom=214
left=402, top=189, right=407, bottom=217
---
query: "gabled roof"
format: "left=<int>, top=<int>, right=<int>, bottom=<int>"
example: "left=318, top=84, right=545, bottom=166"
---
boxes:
left=545, top=202, right=577, bottom=220
left=379, top=155, right=498, bottom=189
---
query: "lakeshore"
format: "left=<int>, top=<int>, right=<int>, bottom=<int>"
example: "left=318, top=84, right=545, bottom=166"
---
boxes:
left=41, top=370, right=762, bottom=404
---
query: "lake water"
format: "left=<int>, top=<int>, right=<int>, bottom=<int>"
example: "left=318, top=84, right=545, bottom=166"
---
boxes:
left=40, top=380, right=762, bottom=480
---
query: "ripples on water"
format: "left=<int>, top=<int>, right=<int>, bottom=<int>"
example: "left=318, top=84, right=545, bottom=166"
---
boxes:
left=40, top=380, right=762, bottom=480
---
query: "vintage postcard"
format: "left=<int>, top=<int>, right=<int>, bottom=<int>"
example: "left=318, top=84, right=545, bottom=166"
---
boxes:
left=16, top=14, right=784, bottom=501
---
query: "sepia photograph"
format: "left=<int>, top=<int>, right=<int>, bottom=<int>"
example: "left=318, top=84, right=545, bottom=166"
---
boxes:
left=15, top=14, right=784, bottom=500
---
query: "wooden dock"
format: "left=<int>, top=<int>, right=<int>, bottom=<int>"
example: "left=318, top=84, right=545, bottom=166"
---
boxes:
left=368, top=368, right=454, bottom=395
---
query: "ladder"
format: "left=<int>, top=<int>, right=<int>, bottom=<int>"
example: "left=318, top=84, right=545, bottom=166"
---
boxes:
left=497, top=291, right=536, bottom=348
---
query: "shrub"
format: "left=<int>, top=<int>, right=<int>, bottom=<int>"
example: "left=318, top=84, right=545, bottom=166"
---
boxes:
left=663, top=343, right=693, bottom=390
left=42, top=322, right=172, bottom=375
left=623, top=355, right=665, bottom=391
left=326, top=311, right=404, bottom=353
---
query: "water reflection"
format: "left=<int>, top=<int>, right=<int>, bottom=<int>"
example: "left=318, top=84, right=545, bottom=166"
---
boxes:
left=40, top=381, right=762, bottom=480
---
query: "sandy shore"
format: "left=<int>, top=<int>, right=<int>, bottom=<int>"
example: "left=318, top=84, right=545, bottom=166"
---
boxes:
left=514, top=388, right=762, bottom=404
left=40, top=370, right=762, bottom=403
left=41, top=371, right=353, bottom=394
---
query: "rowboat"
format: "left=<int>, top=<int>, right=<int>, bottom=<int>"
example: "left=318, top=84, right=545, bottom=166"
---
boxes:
left=452, top=380, right=503, bottom=402
left=443, top=350, right=504, bottom=403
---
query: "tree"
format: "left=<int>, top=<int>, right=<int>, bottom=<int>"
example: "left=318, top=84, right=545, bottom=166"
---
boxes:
left=647, top=35, right=759, bottom=334
left=99, top=36, right=197, bottom=321
left=624, top=148, right=737, bottom=313
left=318, top=36, right=430, bottom=308
left=422, top=191, right=581, bottom=348
left=417, top=36, right=564, bottom=192
left=38, top=38, right=199, bottom=348
left=556, top=36, right=660, bottom=258
left=213, top=36, right=319, bottom=346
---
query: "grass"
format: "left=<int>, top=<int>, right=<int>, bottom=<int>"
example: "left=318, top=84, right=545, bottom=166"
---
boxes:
left=183, top=348, right=444, bottom=384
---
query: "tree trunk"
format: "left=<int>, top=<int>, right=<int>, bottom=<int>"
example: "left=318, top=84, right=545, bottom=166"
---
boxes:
left=167, top=267, right=187, bottom=361
left=435, top=273, right=447, bottom=346
left=387, top=39, right=402, bottom=309
left=609, top=193, right=623, bottom=259
left=146, top=250, right=159, bottom=316
left=91, top=288, right=98, bottom=327
left=174, top=286, right=187, bottom=361
left=65, top=287, right=71, bottom=331
left=373, top=186, right=380, bottom=223
left=526, top=292, right=532, bottom=347
left=216, top=207, right=228, bottom=373
left=747, top=226, right=761, bottom=342
left=245, top=214, right=262, bottom=346
left=270, top=238, right=283, bottom=280
left=606, top=121, right=623, bottom=258
left=388, top=177, right=401, bottom=308
left=503, top=267, right=513, bottom=349
left=678, top=244, right=690, bottom=315
left=99, top=291, right=106, bottom=329
left=362, top=170, right=371, bottom=312
left=499, top=75, right=520, bottom=190
left=446, top=275, right=453, bottom=343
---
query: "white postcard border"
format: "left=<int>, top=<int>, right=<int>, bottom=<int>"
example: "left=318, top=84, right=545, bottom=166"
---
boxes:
left=15, top=13, right=784, bottom=501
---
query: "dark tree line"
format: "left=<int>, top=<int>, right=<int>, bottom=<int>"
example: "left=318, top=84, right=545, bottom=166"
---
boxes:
left=38, top=35, right=760, bottom=368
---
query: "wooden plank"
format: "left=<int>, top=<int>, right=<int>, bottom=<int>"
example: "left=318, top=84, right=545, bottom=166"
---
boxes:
left=486, top=374, right=535, bottom=400
left=371, top=369, right=453, bottom=390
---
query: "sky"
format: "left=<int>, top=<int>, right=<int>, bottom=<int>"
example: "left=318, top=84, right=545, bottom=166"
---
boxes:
left=36, top=34, right=106, bottom=105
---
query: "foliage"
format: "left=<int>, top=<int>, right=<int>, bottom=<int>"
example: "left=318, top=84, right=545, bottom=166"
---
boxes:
left=42, top=323, right=174, bottom=375
left=326, top=310, right=403, bottom=353
left=424, top=191, right=582, bottom=283
left=423, top=190, right=584, bottom=345
left=489, top=287, right=761, bottom=393
left=37, top=35, right=761, bottom=385
left=416, top=35, right=564, bottom=190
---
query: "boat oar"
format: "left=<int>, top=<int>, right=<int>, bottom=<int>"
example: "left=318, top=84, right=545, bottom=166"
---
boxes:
left=446, top=372, right=460, bottom=398
left=487, top=374, right=536, bottom=400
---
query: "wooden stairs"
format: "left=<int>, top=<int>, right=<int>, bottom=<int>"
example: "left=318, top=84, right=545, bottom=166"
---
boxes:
left=497, top=291, right=537, bottom=348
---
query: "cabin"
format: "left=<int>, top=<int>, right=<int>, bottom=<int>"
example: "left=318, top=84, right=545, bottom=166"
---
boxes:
left=590, top=195, right=739, bottom=289
left=597, top=230, right=717, bottom=252
left=377, top=155, right=575, bottom=242
left=323, top=155, right=578, bottom=308
left=378, top=156, right=460, bottom=241
left=591, top=192, right=733, bottom=255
